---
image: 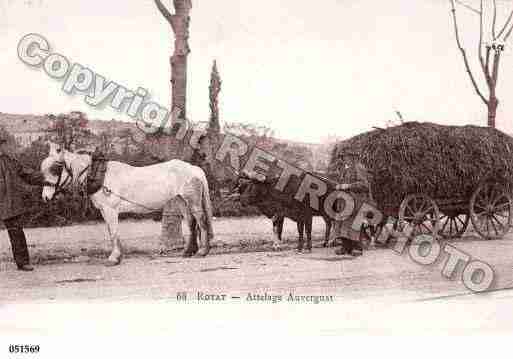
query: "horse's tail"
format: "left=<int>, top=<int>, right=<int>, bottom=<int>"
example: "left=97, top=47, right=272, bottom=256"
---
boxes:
left=201, top=175, right=215, bottom=240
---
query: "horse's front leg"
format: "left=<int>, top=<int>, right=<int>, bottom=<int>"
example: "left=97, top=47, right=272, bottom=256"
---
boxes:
left=101, top=207, right=123, bottom=266
left=323, top=217, right=332, bottom=247
left=194, top=210, right=211, bottom=257
left=304, top=216, right=313, bottom=252
left=296, top=220, right=304, bottom=252
left=271, top=215, right=284, bottom=251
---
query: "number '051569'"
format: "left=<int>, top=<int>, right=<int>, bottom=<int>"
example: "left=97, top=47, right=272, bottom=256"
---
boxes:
left=8, top=345, right=40, bottom=354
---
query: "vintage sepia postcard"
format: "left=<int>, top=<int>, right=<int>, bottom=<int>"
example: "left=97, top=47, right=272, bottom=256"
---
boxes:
left=2, top=0, right=513, bottom=356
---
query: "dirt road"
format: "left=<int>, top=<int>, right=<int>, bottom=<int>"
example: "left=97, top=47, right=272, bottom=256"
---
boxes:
left=2, top=216, right=513, bottom=303
left=3, top=216, right=513, bottom=334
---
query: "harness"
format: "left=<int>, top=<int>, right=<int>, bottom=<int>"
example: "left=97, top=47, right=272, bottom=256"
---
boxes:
left=52, top=161, right=89, bottom=196
left=101, top=186, right=160, bottom=212
left=86, top=154, right=108, bottom=195
left=52, top=156, right=160, bottom=212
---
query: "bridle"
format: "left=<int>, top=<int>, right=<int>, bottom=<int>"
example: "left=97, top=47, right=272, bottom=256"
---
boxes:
left=50, top=159, right=90, bottom=197
left=52, top=160, right=72, bottom=196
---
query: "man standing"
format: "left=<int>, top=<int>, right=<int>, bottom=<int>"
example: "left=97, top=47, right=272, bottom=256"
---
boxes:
left=332, top=156, right=375, bottom=256
left=1, top=132, right=48, bottom=271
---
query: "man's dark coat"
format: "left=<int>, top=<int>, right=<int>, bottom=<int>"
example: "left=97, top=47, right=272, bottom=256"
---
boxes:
left=0, top=154, right=45, bottom=220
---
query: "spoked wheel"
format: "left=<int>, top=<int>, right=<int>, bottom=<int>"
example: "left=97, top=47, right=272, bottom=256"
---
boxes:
left=439, top=212, right=470, bottom=239
left=398, top=194, right=440, bottom=240
left=470, top=182, right=513, bottom=240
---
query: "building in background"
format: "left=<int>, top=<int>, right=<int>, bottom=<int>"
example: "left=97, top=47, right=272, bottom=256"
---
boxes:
left=0, top=113, right=139, bottom=152
left=0, top=113, right=51, bottom=147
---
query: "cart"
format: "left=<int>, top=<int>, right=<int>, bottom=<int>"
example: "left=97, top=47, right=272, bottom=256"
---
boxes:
left=374, top=180, right=513, bottom=240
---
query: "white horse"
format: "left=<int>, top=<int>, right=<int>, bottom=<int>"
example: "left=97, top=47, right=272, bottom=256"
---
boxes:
left=40, top=142, right=214, bottom=265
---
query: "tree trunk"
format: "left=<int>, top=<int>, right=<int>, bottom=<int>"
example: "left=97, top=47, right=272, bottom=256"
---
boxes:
left=160, top=197, right=185, bottom=251
left=487, top=49, right=501, bottom=129
left=488, top=97, right=498, bottom=128
left=170, top=1, right=190, bottom=119
left=153, top=0, right=192, bottom=248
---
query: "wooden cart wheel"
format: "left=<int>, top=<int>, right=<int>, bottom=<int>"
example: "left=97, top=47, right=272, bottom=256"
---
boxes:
left=398, top=194, right=440, bottom=240
left=439, top=212, right=470, bottom=239
left=470, top=182, right=513, bottom=240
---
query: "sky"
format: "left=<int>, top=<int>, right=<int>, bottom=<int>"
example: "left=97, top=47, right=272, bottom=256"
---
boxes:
left=1, top=0, right=513, bottom=143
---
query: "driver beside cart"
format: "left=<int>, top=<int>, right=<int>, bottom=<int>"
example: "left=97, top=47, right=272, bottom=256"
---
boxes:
left=332, top=155, right=375, bottom=256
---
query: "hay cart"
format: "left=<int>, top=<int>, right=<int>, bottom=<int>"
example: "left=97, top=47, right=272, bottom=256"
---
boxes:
left=384, top=180, right=513, bottom=240
left=330, top=122, right=513, bottom=241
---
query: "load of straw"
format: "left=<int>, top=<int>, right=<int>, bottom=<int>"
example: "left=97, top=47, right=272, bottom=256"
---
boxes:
left=328, top=122, right=513, bottom=214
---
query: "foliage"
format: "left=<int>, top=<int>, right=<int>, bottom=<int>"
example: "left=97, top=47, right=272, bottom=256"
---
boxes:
left=208, top=60, right=222, bottom=134
left=7, top=118, right=312, bottom=228
left=45, top=111, right=95, bottom=150
left=14, top=136, right=162, bottom=228
left=0, top=125, right=21, bottom=154
left=16, top=139, right=48, bottom=169
left=223, top=122, right=275, bottom=141
left=223, top=122, right=313, bottom=170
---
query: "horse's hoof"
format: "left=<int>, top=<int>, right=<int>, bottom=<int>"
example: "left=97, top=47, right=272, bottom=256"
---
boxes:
left=182, top=246, right=197, bottom=257
left=295, top=248, right=303, bottom=253
left=304, top=248, right=312, bottom=253
left=195, top=249, right=210, bottom=257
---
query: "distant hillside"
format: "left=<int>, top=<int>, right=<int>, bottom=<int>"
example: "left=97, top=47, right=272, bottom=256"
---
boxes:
left=0, top=112, right=334, bottom=170
left=276, top=138, right=335, bottom=172
left=0, top=112, right=51, bottom=132
left=0, top=112, right=137, bottom=134
left=0, top=112, right=139, bottom=147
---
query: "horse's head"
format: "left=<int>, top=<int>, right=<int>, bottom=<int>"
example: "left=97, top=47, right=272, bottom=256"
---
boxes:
left=41, top=142, right=70, bottom=201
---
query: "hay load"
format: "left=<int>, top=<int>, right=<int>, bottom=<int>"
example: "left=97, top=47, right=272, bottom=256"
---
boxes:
left=328, top=122, right=513, bottom=215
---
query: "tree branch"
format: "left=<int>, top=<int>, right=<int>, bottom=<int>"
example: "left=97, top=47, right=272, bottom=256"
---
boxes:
left=455, top=0, right=481, bottom=14
left=395, top=110, right=404, bottom=123
left=505, top=22, right=513, bottom=42
left=153, top=0, right=174, bottom=25
left=491, top=51, right=501, bottom=89
left=492, top=0, right=497, bottom=39
left=478, top=0, right=492, bottom=87
left=450, top=0, right=489, bottom=105
left=485, top=44, right=491, bottom=74
left=496, top=10, right=513, bottom=40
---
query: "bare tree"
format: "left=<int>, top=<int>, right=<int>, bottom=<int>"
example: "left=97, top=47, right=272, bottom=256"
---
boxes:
left=153, top=0, right=193, bottom=250
left=449, top=0, right=513, bottom=127
left=153, top=0, right=192, bottom=120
